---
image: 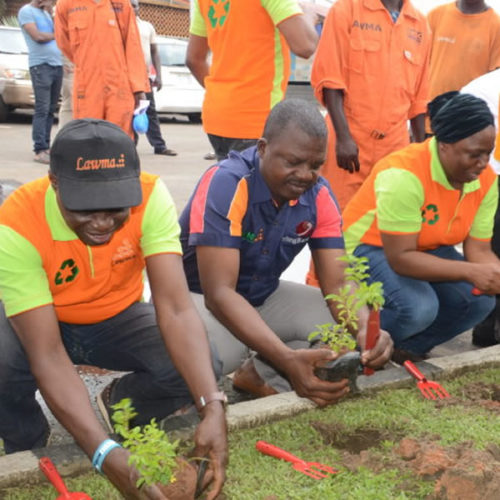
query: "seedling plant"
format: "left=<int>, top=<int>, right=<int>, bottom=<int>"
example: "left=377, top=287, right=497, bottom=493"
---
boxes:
left=309, top=254, right=385, bottom=352
left=111, top=398, right=179, bottom=489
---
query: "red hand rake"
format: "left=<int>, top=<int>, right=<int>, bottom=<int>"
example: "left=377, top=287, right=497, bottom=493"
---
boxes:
left=256, top=440, right=338, bottom=480
left=39, top=457, right=92, bottom=499
left=403, top=361, right=450, bottom=400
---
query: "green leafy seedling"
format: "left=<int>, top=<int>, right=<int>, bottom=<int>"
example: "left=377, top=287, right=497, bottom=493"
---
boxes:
left=308, top=254, right=385, bottom=352
left=111, top=398, right=179, bottom=489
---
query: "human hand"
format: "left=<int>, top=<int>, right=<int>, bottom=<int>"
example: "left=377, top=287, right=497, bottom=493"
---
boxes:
left=335, top=136, right=360, bottom=172
left=155, top=78, right=162, bottom=92
left=283, top=348, right=350, bottom=407
left=192, top=402, right=228, bottom=500
left=101, top=446, right=168, bottom=499
left=358, top=329, right=393, bottom=370
left=134, top=91, right=147, bottom=108
left=469, top=262, right=500, bottom=295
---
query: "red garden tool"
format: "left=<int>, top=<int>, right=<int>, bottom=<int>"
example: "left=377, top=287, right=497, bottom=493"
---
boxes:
left=403, top=360, right=450, bottom=400
left=363, top=309, right=380, bottom=376
left=255, top=440, right=338, bottom=480
left=39, top=457, right=92, bottom=500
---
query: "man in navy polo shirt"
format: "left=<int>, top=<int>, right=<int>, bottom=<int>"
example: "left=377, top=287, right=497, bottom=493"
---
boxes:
left=179, top=99, right=393, bottom=407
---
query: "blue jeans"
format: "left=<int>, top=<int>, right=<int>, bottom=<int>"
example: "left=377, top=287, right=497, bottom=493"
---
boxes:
left=0, top=301, right=222, bottom=453
left=354, top=244, right=495, bottom=355
left=29, top=63, right=62, bottom=153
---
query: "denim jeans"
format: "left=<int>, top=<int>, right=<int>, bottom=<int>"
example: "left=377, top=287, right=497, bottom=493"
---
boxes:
left=29, top=63, right=63, bottom=153
left=354, top=244, right=495, bottom=355
left=146, top=79, right=167, bottom=153
left=0, top=301, right=222, bottom=453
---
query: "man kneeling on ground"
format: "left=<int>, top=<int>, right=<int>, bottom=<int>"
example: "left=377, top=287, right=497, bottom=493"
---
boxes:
left=179, top=99, right=393, bottom=406
left=0, top=119, right=227, bottom=499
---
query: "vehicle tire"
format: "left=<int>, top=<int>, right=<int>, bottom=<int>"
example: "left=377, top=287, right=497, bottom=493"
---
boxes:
left=0, top=96, right=10, bottom=123
left=188, top=113, right=202, bottom=124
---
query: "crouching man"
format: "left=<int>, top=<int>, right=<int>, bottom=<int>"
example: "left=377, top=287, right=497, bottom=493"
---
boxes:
left=0, top=119, right=226, bottom=499
left=179, top=99, right=393, bottom=407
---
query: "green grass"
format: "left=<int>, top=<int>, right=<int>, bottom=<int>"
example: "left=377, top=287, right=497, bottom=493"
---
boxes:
left=2, top=367, right=499, bottom=499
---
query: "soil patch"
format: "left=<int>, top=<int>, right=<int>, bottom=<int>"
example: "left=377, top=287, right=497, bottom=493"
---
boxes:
left=311, top=421, right=401, bottom=453
left=434, top=382, right=500, bottom=414
left=312, top=420, right=500, bottom=500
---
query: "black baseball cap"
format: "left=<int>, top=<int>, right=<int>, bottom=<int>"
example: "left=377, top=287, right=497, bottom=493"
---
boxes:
left=50, top=119, right=142, bottom=211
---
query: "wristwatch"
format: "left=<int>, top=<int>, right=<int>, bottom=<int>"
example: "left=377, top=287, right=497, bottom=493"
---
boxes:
left=197, top=391, right=228, bottom=412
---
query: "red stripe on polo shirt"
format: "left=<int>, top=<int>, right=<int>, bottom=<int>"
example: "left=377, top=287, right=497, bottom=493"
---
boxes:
left=311, top=185, right=342, bottom=238
left=190, top=166, right=219, bottom=234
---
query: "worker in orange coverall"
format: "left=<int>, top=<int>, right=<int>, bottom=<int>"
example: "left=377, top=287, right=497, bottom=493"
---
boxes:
left=306, top=0, right=431, bottom=286
left=54, top=0, right=149, bottom=138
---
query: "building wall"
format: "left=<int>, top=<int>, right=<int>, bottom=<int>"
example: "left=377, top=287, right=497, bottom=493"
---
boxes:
left=5, top=0, right=190, bottom=39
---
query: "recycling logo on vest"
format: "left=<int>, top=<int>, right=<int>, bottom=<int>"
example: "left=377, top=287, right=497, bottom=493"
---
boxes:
left=208, top=0, right=230, bottom=28
left=55, top=259, right=79, bottom=285
left=421, top=204, right=439, bottom=225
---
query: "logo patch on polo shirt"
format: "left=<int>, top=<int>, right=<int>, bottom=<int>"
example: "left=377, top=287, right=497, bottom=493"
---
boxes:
left=421, top=204, right=439, bottom=225
left=242, top=228, right=264, bottom=243
left=296, top=220, right=313, bottom=238
left=112, top=238, right=136, bottom=265
left=55, top=259, right=79, bottom=285
left=208, top=0, right=230, bottom=28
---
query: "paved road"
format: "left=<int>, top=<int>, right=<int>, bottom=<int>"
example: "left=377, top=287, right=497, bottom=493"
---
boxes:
left=0, top=112, right=216, bottom=214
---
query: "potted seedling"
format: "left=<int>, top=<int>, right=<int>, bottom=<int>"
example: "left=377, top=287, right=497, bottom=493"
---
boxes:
left=111, top=398, right=208, bottom=499
left=309, top=254, right=385, bottom=390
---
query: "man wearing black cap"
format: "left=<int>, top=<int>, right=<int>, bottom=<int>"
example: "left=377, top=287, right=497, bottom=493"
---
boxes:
left=0, top=119, right=227, bottom=498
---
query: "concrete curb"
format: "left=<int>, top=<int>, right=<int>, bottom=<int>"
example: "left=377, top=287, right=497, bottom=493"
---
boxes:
left=1, top=344, right=499, bottom=490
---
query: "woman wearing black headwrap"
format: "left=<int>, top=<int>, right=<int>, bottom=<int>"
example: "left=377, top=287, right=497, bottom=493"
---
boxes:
left=341, top=92, right=500, bottom=364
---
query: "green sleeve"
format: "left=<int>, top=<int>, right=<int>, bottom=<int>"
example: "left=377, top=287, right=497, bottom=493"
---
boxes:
left=141, top=179, right=182, bottom=257
left=0, top=225, right=53, bottom=317
left=189, top=0, right=207, bottom=37
left=375, top=168, right=424, bottom=234
left=261, top=0, right=302, bottom=25
left=469, top=180, right=498, bottom=240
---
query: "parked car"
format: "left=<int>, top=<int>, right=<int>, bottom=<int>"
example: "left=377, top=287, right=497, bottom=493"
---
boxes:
left=154, top=36, right=204, bottom=123
left=0, top=25, right=34, bottom=122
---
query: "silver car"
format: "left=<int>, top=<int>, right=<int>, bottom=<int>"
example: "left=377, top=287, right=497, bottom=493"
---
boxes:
left=0, top=25, right=34, bottom=122
left=154, top=36, right=204, bottom=123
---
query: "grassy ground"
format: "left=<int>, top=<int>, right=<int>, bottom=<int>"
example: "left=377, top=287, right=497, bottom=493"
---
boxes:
left=2, top=367, right=499, bottom=499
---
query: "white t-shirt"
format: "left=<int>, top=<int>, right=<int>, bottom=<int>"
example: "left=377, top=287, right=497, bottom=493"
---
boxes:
left=136, top=17, right=156, bottom=71
left=462, top=69, right=500, bottom=174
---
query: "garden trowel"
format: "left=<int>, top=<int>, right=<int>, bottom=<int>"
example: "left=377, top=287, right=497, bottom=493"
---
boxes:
left=39, top=457, right=92, bottom=499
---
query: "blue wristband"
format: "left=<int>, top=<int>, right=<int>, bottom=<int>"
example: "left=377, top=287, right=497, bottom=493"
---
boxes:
left=92, top=439, right=122, bottom=474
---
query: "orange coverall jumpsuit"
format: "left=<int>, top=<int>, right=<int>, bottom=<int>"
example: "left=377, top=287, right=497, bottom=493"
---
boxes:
left=307, top=0, right=430, bottom=285
left=55, top=0, right=149, bottom=138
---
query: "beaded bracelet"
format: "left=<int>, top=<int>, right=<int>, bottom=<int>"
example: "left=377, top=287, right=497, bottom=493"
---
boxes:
left=92, top=438, right=122, bottom=474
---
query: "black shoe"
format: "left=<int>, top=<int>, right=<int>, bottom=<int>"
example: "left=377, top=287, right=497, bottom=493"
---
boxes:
left=158, top=404, right=199, bottom=433
left=155, top=148, right=177, bottom=156
left=391, top=348, right=428, bottom=366
left=472, top=326, right=499, bottom=347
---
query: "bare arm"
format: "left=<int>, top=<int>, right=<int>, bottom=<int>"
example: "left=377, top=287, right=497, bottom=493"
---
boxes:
left=197, top=246, right=349, bottom=406
left=313, top=248, right=393, bottom=369
left=382, top=232, right=500, bottom=294
left=8, top=306, right=162, bottom=499
left=277, top=7, right=318, bottom=59
left=146, top=253, right=227, bottom=500
left=22, top=22, right=55, bottom=43
left=410, top=113, right=426, bottom=143
left=150, top=43, right=162, bottom=91
left=186, top=34, right=210, bottom=88
left=324, top=88, right=360, bottom=173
